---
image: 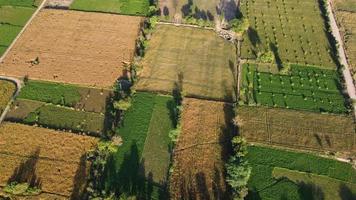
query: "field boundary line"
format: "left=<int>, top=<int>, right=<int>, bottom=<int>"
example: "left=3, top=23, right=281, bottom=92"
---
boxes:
left=157, top=21, right=214, bottom=30
left=0, top=186, right=69, bottom=198
left=174, top=140, right=230, bottom=153
left=0, top=0, right=47, bottom=63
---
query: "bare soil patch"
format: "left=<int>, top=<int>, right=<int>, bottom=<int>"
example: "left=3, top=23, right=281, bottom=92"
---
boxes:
left=0, top=9, right=142, bottom=88
left=170, top=98, right=233, bottom=200
left=0, top=122, right=98, bottom=197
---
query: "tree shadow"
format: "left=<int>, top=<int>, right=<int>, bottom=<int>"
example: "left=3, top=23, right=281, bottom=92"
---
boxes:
left=181, top=0, right=193, bottom=17
left=195, top=172, right=210, bottom=200
left=7, top=148, right=42, bottom=189
left=163, top=6, right=170, bottom=16
left=269, top=42, right=283, bottom=70
left=298, top=182, right=325, bottom=200
left=216, top=0, right=238, bottom=21
left=103, top=93, right=115, bottom=138
left=313, top=134, right=323, bottom=148
left=339, top=183, right=356, bottom=200
left=246, top=187, right=262, bottom=200
left=70, top=154, right=88, bottom=200
left=248, top=28, right=261, bottom=48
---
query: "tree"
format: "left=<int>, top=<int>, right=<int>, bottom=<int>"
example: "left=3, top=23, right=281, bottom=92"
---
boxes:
left=226, top=136, right=251, bottom=200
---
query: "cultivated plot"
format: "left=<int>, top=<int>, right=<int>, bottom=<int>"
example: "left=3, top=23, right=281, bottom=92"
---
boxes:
left=104, top=92, right=174, bottom=198
left=0, top=122, right=98, bottom=198
left=170, top=98, right=233, bottom=200
left=0, top=9, right=142, bottom=88
left=0, top=0, right=39, bottom=56
left=158, top=0, right=238, bottom=23
left=70, top=0, right=150, bottom=16
left=240, top=0, right=336, bottom=69
left=0, top=80, right=15, bottom=114
left=246, top=145, right=356, bottom=200
left=333, top=0, right=356, bottom=81
left=240, top=63, right=348, bottom=113
left=136, top=24, right=237, bottom=102
left=237, top=105, right=355, bottom=153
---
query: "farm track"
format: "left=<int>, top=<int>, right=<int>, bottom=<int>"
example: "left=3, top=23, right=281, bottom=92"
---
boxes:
left=0, top=76, right=22, bottom=124
left=327, top=0, right=356, bottom=116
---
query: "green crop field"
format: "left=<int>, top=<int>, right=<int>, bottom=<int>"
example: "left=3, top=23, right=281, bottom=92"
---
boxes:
left=246, top=145, right=356, bottom=200
left=0, top=0, right=38, bottom=56
left=136, top=24, right=237, bottom=102
left=70, top=0, right=150, bottom=16
left=18, top=80, right=113, bottom=113
left=237, top=105, right=355, bottom=153
left=6, top=100, right=105, bottom=136
left=240, top=0, right=336, bottom=69
left=239, top=63, right=348, bottom=113
left=104, top=92, right=174, bottom=198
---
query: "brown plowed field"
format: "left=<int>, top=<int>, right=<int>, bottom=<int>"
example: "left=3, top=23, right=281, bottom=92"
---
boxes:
left=170, top=98, right=233, bottom=200
left=0, top=9, right=142, bottom=88
left=0, top=122, right=98, bottom=197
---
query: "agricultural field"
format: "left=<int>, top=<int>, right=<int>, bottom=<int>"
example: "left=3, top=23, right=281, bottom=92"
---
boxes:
left=17, top=80, right=113, bottom=113
left=158, top=0, right=237, bottom=23
left=240, top=0, right=337, bottom=69
left=170, top=98, right=233, bottom=200
left=0, top=9, right=142, bottom=88
left=104, top=92, right=175, bottom=198
left=246, top=145, right=356, bottom=200
left=0, top=80, right=15, bottom=114
left=332, top=0, right=356, bottom=81
left=136, top=24, right=237, bottom=102
left=70, top=0, right=150, bottom=16
left=237, top=105, right=356, bottom=153
left=0, top=122, right=98, bottom=198
left=240, top=63, right=348, bottom=113
left=0, top=0, right=39, bottom=56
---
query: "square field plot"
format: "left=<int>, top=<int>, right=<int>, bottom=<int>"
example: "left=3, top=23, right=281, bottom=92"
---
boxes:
left=240, top=0, right=336, bottom=69
left=0, top=122, right=98, bottom=198
left=136, top=25, right=237, bottom=102
left=0, top=9, right=142, bottom=88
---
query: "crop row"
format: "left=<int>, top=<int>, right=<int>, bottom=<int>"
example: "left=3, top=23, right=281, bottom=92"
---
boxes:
left=240, top=63, right=348, bottom=113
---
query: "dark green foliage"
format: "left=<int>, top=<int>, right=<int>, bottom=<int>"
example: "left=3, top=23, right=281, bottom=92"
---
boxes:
left=246, top=145, right=356, bottom=200
left=18, top=80, right=81, bottom=107
left=240, top=63, right=348, bottom=113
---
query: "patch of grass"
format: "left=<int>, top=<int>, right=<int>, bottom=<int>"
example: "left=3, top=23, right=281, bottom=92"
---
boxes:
left=0, top=6, right=35, bottom=26
left=18, top=80, right=81, bottom=107
left=240, top=63, right=348, bottom=113
left=246, top=145, right=356, bottom=200
left=141, top=95, right=175, bottom=184
left=273, top=167, right=356, bottom=200
left=70, top=0, right=150, bottom=16
left=0, top=0, right=40, bottom=7
left=0, top=23, right=22, bottom=46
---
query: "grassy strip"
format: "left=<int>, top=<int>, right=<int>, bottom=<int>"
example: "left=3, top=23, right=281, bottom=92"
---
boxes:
left=21, top=104, right=105, bottom=135
left=70, top=0, right=150, bottom=16
left=240, top=63, right=348, bottom=113
left=246, top=145, right=356, bottom=199
left=272, top=167, right=356, bottom=200
left=0, top=6, right=35, bottom=26
left=0, top=0, right=41, bottom=7
left=18, top=80, right=81, bottom=107
left=141, top=95, right=174, bottom=184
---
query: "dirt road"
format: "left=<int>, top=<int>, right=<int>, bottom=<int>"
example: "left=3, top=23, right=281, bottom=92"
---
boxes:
left=327, top=0, right=356, bottom=116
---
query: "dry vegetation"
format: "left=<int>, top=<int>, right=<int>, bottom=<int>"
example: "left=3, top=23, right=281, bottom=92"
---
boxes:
left=237, top=106, right=356, bottom=153
left=0, top=9, right=142, bottom=88
left=136, top=24, right=237, bottom=101
left=170, top=98, right=233, bottom=199
left=0, top=122, right=98, bottom=197
left=0, top=80, right=15, bottom=114
left=332, top=0, right=356, bottom=80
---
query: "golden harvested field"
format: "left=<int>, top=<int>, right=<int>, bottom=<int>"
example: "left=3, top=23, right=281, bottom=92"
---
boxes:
left=237, top=106, right=356, bottom=153
left=170, top=98, right=233, bottom=200
left=0, top=122, right=98, bottom=197
left=0, top=80, right=15, bottom=114
left=0, top=9, right=142, bottom=88
left=136, top=24, right=237, bottom=101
